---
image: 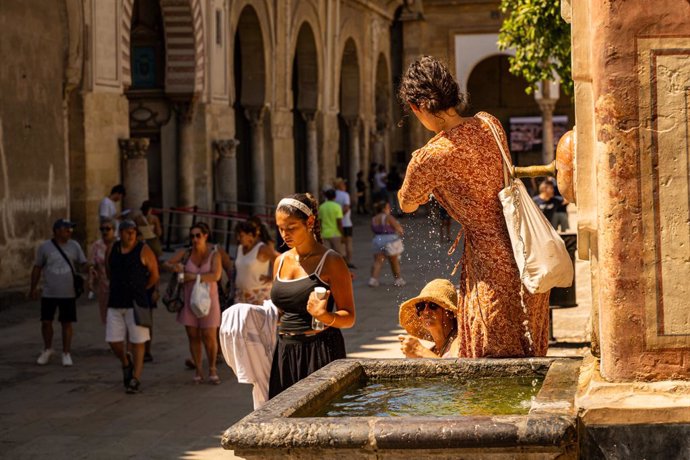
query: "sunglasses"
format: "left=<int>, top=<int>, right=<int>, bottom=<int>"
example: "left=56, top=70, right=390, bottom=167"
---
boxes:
left=190, top=232, right=204, bottom=239
left=99, top=226, right=113, bottom=231
left=415, top=302, right=441, bottom=316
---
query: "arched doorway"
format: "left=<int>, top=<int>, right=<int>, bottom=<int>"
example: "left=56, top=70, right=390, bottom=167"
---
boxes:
left=127, top=0, right=168, bottom=208
left=234, top=6, right=266, bottom=211
left=467, top=54, right=573, bottom=167
left=338, top=38, right=360, bottom=194
left=292, top=23, right=318, bottom=196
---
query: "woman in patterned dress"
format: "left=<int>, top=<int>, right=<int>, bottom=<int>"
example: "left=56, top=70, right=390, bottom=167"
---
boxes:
left=396, top=56, right=549, bottom=358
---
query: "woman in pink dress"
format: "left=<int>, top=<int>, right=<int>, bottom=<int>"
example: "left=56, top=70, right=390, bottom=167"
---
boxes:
left=163, top=222, right=222, bottom=384
left=397, top=56, right=550, bottom=358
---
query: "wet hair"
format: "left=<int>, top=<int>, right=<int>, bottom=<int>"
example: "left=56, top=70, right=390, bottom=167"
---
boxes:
left=276, top=193, right=322, bottom=244
left=324, top=189, right=336, bottom=200
left=398, top=56, right=467, bottom=115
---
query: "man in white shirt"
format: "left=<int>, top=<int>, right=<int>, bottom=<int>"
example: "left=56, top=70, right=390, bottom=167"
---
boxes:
left=98, top=184, right=125, bottom=235
left=334, top=178, right=355, bottom=269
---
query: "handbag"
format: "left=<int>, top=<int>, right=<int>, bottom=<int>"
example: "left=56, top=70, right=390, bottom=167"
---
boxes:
left=51, top=239, right=84, bottom=298
left=133, top=300, right=153, bottom=328
left=190, top=274, right=212, bottom=318
left=478, top=114, right=573, bottom=294
left=162, top=250, right=190, bottom=313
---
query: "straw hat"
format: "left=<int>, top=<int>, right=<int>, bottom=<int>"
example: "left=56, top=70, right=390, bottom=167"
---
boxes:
left=399, top=279, right=458, bottom=342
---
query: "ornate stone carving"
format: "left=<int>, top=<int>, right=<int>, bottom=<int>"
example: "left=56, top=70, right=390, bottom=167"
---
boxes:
left=213, top=139, right=240, bottom=160
left=118, top=137, right=150, bottom=160
left=245, top=105, right=267, bottom=127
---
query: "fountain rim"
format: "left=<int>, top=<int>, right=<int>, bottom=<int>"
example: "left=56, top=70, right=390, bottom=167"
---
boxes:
left=222, top=357, right=581, bottom=453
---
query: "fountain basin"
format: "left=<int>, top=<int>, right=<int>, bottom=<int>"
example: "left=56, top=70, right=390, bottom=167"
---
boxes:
left=222, top=357, right=581, bottom=459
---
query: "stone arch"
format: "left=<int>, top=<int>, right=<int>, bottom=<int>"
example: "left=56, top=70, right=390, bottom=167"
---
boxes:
left=454, top=33, right=514, bottom=94
left=339, top=38, right=360, bottom=117
left=122, top=0, right=205, bottom=96
left=338, top=38, right=361, bottom=193
left=292, top=22, right=319, bottom=196
left=233, top=4, right=269, bottom=209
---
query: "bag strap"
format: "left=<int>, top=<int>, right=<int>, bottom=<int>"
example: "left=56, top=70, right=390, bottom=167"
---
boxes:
left=51, top=239, right=77, bottom=277
left=477, top=113, right=512, bottom=188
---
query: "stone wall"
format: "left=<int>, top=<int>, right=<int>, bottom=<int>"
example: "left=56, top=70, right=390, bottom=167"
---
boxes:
left=0, top=0, right=70, bottom=290
left=572, top=0, right=690, bottom=381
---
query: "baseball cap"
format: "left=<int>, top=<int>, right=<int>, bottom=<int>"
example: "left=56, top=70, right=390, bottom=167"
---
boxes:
left=53, top=219, right=76, bottom=231
left=119, top=219, right=137, bottom=231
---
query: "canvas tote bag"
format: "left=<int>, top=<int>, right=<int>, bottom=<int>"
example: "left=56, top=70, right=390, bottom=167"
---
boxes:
left=477, top=114, right=573, bottom=294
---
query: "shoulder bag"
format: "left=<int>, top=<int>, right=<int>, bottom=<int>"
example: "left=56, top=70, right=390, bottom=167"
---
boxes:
left=51, top=240, right=84, bottom=299
left=477, top=114, right=573, bottom=294
left=162, top=249, right=191, bottom=313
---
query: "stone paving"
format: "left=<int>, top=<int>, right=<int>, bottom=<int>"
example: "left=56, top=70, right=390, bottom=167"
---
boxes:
left=0, top=209, right=590, bottom=459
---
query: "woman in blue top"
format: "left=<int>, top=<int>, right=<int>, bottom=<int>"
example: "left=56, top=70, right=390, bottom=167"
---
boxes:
left=268, top=193, right=356, bottom=398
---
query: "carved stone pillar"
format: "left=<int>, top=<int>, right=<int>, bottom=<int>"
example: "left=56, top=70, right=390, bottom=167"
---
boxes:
left=300, top=110, right=319, bottom=198
left=343, top=116, right=361, bottom=196
left=118, top=137, right=150, bottom=211
left=177, top=102, right=196, bottom=211
left=371, top=129, right=385, bottom=166
left=213, top=139, right=239, bottom=211
left=245, top=105, right=267, bottom=210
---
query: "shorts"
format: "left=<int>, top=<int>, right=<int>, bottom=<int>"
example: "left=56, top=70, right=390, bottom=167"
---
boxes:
left=106, top=308, right=151, bottom=344
left=343, top=227, right=353, bottom=238
left=41, top=297, right=77, bottom=323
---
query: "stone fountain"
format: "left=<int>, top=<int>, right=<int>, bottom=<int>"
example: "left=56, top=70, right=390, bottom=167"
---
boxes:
left=223, top=1, right=690, bottom=458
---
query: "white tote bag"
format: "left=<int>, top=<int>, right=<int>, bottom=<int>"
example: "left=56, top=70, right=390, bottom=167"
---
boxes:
left=190, top=274, right=212, bottom=318
left=478, top=114, right=573, bottom=294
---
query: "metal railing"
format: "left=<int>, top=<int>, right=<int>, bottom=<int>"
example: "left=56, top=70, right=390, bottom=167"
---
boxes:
left=156, top=201, right=276, bottom=253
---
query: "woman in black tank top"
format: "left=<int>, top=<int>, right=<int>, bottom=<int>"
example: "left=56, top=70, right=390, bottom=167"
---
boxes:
left=268, top=193, right=356, bottom=399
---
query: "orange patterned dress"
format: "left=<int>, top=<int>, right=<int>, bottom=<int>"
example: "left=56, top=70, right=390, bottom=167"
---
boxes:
left=399, top=112, right=549, bottom=358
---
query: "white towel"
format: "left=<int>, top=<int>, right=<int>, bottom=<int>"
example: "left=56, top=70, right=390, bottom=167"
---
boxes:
left=219, top=300, right=278, bottom=409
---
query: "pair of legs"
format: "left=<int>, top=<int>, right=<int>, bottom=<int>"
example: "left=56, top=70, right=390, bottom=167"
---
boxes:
left=41, top=320, right=72, bottom=353
left=325, top=237, right=343, bottom=254
left=185, top=326, right=219, bottom=382
left=106, top=308, right=150, bottom=391
left=370, top=253, right=402, bottom=281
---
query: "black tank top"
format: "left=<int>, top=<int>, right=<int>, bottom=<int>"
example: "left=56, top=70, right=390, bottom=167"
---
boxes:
left=108, top=241, right=150, bottom=309
left=270, top=250, right=336, bottom=333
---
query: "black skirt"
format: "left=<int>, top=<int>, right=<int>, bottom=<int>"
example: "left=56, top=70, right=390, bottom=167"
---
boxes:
left=268, top=327, right=346, bottom=399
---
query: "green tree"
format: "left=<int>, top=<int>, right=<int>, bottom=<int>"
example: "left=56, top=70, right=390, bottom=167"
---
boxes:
left=497, top=0, right=572, bottom=95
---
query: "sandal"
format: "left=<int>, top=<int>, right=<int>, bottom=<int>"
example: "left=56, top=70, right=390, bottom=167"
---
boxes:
left=208, top=375, right=221, bottom=385
left=193, top=375, right=204, bottom=384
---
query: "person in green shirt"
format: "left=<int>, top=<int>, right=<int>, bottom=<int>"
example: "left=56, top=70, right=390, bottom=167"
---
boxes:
left=318, top=189, right=344, bottom=253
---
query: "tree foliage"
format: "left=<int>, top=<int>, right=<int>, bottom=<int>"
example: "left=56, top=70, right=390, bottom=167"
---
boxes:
left=497, top=0, right=572, bottom=95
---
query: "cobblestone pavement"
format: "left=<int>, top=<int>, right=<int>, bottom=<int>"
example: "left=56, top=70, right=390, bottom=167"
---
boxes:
left=0, top=210, right=590, bottom=459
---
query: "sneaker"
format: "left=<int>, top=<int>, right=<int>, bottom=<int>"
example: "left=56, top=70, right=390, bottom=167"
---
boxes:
left=394, top=278, right=407, bottom=287
left=368, top=277, right=380, bottom=287
left=126, top=378, right=140, bottom=394
left=37, top=349, right=54, bottom=365
left=122, top=352, right=134, bottom=387
left=61, top=353, right=73, bottom=367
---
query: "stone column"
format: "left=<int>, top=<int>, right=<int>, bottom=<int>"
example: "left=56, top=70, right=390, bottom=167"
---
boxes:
left=177, top=102, right=196, bottom=211
left=371, top=129, right=385, bottom=166
left=245, top=105, right=267, bottom=210
left=535, top=81, right=559, bottom=165
left=343, top=116, right=361, bottom=196
left=118, top=137, right=150, bottom=211
left=300, top=110, right=319, bottom=198
left=213, top=139, right=239, bottom=212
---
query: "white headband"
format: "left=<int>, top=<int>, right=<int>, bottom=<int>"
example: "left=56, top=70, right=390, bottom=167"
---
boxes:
left=277, top=198, right=313, bottom=217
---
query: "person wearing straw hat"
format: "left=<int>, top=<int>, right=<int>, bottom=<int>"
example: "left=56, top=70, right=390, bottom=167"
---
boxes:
left=398, top=279, right=459, bottom=358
